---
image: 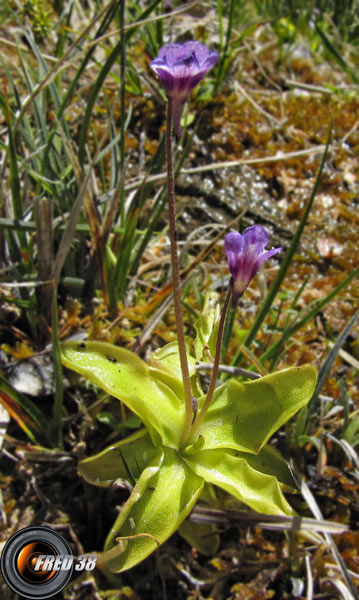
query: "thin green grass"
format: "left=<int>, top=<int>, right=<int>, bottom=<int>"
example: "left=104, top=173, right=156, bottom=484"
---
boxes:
left=264, top=269, right=358, bottom=367
left=0, top=0, right=176, bottom=314
left=307, top=309, right=359, bottom=422
left=0, top=5, right=358, bottom=596
left=230, top=129, right=331, bottom=368
left=0, top=374, right=54, bottom=447
left=51, top=282, right=64, bottom=449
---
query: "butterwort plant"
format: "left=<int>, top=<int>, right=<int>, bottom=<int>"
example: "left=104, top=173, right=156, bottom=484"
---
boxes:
left=60, top=40, right=317, bottom=573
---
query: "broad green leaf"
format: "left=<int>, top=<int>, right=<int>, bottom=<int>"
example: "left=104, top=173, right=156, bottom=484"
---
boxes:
left=79, top=429, right=157, bottom=487
left=60, top=341, right=184, bottom=448
left=102, top=447, right=204, bottom=572
left=178, top=520, right=220, bottom=556
left=195, top=366, right=317, bottom=454
left=183, top=448, right=295, bottom=516
left=178, top=482, right=220, bottom=556
left=150, top=342, right=200, bottom=400
left=149, top=364, right=185, bottom=404
left=233, top=445, right=296, bottom=492
left=150, top=341, right=197, bottom=381
left=194, top=292, right=221, bottom=360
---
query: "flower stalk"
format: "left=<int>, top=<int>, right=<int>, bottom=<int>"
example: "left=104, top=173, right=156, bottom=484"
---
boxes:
left=188, top=288, right=232, bottom=440
left=150, top=41, right=219, bottom=446
left=188, top=225, right=282, bottom=441
left=166, top=98, right=193, bottom=445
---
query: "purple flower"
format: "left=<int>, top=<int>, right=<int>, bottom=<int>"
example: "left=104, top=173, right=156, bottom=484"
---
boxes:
left=150, top=41, right=218, bottom=136
left=225, top=226, right=282, bottom=307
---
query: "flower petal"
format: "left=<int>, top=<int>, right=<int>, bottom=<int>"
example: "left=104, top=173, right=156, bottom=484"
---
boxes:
left=224, top=231, right=243, bottom=277
left=256, top=246, right=283, bottom=267
left=150, top=41, right=218, bottom=110
left=242, top=224, right=269, bottom=254
left=224, top=225, right=282, bottom=306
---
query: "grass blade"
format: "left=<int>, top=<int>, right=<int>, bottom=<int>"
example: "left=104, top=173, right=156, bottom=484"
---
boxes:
left=0, top=375, right=53, bottom=447
left=57, top=0, right=122, bottom=120
left=261, top=268, right=358, bottom=365
left=51, top=282, right=64, bottom=449
left=34, top=197, right=53, bottom=341
left=231, top=127, right=332, bottom=367
left=315, top=24, right=359, bottom=84
left=307, top=309, right=359, bottom=418
left=292, top=472, right=359, bottom=600
left=78, top=0, right=161, bottom=165
left=2, top=87, right=22, bottom=223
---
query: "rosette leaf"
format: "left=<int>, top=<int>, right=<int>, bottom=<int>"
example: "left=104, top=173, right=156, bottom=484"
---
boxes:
left=150, top=340, right=197, bottom=380
left=102, top=447, right=204, bottom=572
left=235, top=444, right=296, bottom=492
left=192, top=365, right=317, bottom=454
left=61, top=341, right=185, bottom=448
left=194, top=291, right=221, bottom=360
left=183, top=448, right=295, bottom=516
left=79, top=429, right=156, bottom=487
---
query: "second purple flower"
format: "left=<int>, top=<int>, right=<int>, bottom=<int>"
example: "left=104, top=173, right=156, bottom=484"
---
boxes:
left=225, top=225, right=282, bottom=307
left=150, top=41, right=218, bottom=136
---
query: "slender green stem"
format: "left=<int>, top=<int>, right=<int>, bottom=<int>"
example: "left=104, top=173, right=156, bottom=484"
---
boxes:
left=119, top=0, right=126, bottom=226
left=51, top=280, right=64, bottom=449
left=166, top=98, right=193, bottom=446
left=189, top=288, right=232, bottom=439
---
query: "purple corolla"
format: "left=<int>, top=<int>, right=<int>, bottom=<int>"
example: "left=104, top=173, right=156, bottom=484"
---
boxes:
left=225, top=226, right=282, bottom=307
left=150, top=41, right=218, bottom=136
